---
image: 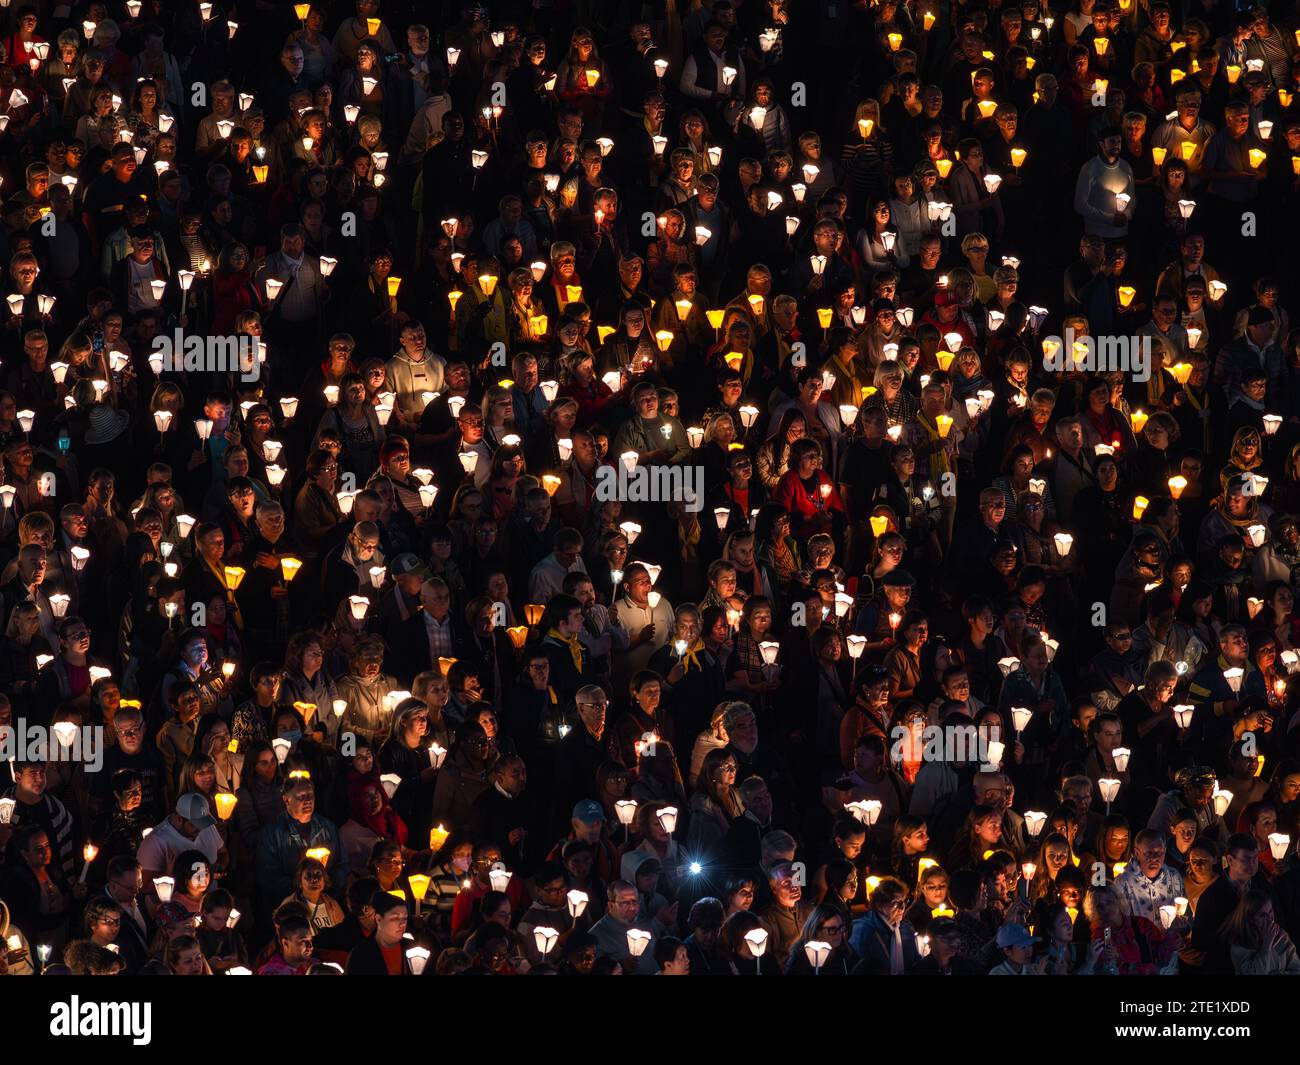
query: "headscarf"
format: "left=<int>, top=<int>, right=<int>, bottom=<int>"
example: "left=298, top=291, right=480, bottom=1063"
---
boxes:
left=346, top=764, right=408, bottom=845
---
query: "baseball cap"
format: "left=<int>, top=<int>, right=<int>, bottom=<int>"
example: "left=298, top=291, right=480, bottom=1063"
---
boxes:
left=390, top=552, right=431, bottom=578
left=995, top=923, right=1038, bottom=950
left=176, top=792, right=215, bottom=829
left=572, top=799, right=606, bottom=824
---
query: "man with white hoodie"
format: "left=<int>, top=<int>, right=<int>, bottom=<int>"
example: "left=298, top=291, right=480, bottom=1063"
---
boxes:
left=384, top=320, right=446, bottom=433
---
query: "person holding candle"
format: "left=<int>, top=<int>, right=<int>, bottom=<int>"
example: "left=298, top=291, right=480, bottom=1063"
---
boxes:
left=253, top=778, right=347, bottom=914
left=0, top=824, right=81, bottom=954
left=279, top=856, right=344, bottom=932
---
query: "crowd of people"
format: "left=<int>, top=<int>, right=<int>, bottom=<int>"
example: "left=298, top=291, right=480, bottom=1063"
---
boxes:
left=3, top=0, right=1300, bottom=978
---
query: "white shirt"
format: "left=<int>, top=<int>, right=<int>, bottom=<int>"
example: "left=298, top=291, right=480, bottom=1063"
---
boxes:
left=136, top=818, right=222, bottom=877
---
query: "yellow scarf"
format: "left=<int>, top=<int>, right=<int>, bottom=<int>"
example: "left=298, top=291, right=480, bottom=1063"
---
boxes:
left=547, top=627, right=584, bottom=673
left=917, top=411, right=950, bottom=482
left=681, top=640, right=706, bottom=673
left=205, top=556, right=245, bottom=629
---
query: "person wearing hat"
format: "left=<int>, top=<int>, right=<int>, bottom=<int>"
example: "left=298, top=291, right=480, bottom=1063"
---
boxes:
left=547, top=799, right=620, bottom=884
left=374, top=552, right=431, bottom=648
left=912, top=915, right=987, bottom=974
left=80, top=402, right=130, bottom=452
left=988, top=921, right=1044, bottom=974
left=1147, top=763, right=1229, bottom=849
left=135, top=792, right=225, bottom=895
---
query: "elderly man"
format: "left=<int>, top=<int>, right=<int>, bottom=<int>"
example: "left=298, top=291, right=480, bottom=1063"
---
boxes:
left=590, top=880, right=662, bottom=975
left=1115, top=829, right=1185, bottom=924
left=528, top=527, right=588, bottom=602
left=254, top=779, right=348, bottom=909
left=756, top=861, right=814, bottom=969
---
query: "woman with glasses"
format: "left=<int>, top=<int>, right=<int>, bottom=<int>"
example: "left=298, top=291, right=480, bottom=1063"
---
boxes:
left=87, top=768, right=148, bottom=869
left=848, top=875, right=918, bottom=974
left=230, top=663, right=285, bottom=748
left=1, top=826, right=81, bottom=954
left=783, top=903, right=857, bottom=974
left=292, top=449, right=345, bottom=553
left=365, top=839, right=416, bottom=922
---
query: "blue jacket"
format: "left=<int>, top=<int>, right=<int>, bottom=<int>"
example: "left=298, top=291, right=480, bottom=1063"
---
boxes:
left=850, top=909, right=921, bottom=974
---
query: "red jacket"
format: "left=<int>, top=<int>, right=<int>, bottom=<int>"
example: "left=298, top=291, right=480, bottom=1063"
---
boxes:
left=774, top=468, right=845, bottom=539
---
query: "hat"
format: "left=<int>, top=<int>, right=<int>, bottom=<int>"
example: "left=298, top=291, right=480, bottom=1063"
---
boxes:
left=390, top=552, right=430, bottom=578
left=175, top=792, right=215, bottom=830
left=635, top=856, right=663, bottom=877
left=84, top=403, right=130, bottom=445
left=1247, top=306, right=1274, bottom=326
left=995, top=923, right=1038, bottom=950
left=572, top=799, right=606, bottom=824
left=934, top=291, right=955, bottom=308
left=872, top=297, right=897, bottom=313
